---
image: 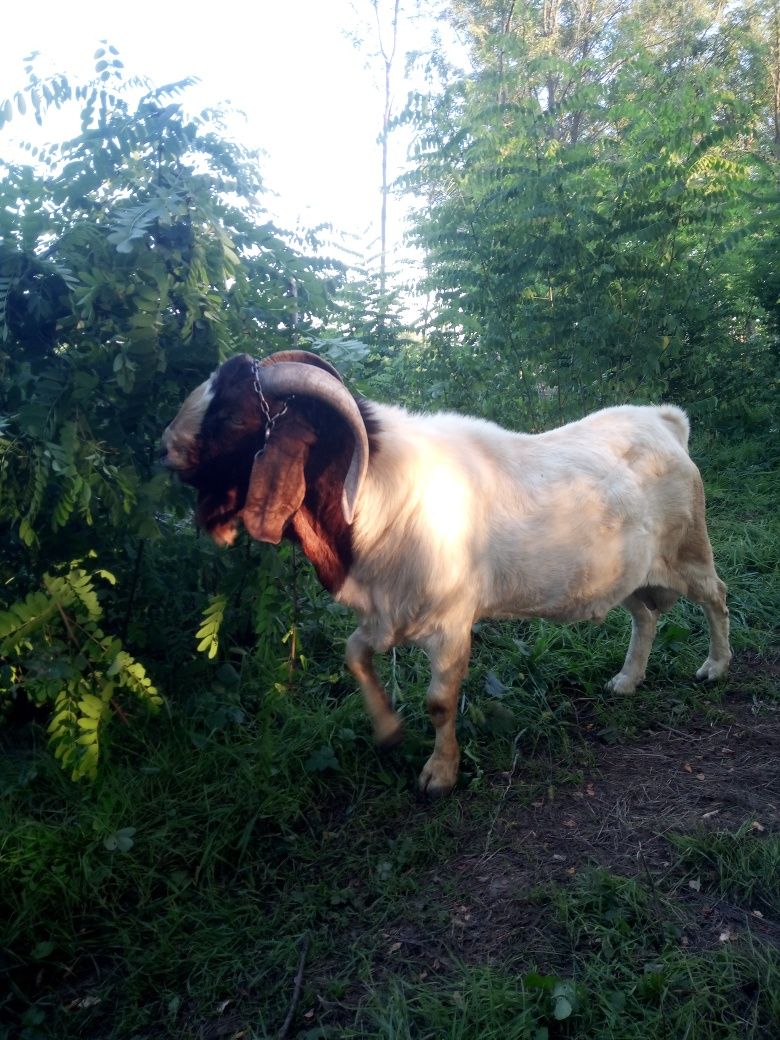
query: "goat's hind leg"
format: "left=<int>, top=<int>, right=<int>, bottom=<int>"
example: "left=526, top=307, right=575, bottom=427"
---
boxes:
left=675, top=506, right=732, bottom=682
left=606, top=592, right=661, bottom=694
left=689, top=573, right=731, bottom=682
left=346, top=629, right=403, bottom=747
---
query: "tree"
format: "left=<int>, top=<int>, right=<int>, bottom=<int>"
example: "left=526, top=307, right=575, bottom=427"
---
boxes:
left=373, top=0, right=403, bottom=301
left=402, top=0, right=780, bottom=424
left=0, top=51, right=343, bottom=776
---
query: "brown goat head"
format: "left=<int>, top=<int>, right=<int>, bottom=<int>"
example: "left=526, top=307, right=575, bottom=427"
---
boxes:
left=161, top=351, right=371, bottom=591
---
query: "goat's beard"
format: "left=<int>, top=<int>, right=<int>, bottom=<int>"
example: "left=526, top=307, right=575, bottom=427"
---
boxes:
left=195, top=486, right=245, bottom=546
left=183, top=446, right=256, bottom=546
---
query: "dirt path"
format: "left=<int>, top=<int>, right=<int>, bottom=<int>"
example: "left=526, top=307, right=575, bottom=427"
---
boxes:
left=381, top=693, right=780, bottom=974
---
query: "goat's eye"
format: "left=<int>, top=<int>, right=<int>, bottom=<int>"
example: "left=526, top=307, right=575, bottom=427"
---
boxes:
left=225, top=415, right=246, bottom=429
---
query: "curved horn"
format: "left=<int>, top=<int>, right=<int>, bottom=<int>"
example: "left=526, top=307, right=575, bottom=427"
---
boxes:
left=258, top=349, right=344, bottom=383
left=258, top=361, right=369, bottom=524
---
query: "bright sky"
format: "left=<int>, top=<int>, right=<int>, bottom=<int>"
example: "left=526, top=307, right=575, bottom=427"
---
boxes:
left=0, top=0, right=462, bottom=273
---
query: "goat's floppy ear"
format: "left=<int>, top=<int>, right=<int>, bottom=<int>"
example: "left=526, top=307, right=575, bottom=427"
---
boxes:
left=241, top=419, right=315, bottom=544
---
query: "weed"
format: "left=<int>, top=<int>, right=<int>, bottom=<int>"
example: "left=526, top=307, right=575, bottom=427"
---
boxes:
left=672, top=824, right=780, bottom=915
left=1, top=437, right=778, bottom=1039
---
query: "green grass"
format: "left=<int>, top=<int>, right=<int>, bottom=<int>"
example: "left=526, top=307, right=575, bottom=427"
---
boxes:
left=346, top=884, right=780, bottom=1040
left=1, top=439, right=778, bottom=1039
left=671, top=825, right=780, bottom=916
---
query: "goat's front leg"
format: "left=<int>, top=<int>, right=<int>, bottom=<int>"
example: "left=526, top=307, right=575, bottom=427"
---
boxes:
left=606, top=593, right=660, bottom=694
left=419, top=634, right=471, bottom=797
left=346, top=629, right=403, bottom=748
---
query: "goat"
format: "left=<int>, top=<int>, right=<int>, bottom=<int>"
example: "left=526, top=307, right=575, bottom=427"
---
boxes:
left=160, top=350, right=732, bottom=795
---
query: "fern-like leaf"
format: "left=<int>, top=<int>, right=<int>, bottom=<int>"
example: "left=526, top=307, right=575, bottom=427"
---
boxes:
left=196, top=594, right=228, bottom=659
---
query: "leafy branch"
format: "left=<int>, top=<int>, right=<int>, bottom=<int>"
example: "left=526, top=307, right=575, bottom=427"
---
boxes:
left=0, top=560, right=161, bottom=780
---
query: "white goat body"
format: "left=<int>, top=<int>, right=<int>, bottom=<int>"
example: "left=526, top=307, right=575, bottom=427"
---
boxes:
left=161, top=354, right=731, bottom=795
left=342, top=402, right=692, bottom=630
left=335, top=401, right=730, bottom=792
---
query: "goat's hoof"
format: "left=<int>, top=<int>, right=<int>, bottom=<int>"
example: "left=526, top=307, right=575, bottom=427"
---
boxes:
left=374, top=714, right=404, bottom=749
left=695, top=657, right=731, bottom=683
left=418, top=757, right=457, bottom=798
left=606, top=672, right=639, bottom=694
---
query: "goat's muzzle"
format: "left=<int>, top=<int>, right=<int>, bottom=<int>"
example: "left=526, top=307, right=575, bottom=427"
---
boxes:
left=159, top=426, right=199, bottom=482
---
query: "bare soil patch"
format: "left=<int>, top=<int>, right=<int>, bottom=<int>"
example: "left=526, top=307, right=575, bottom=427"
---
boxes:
left=378, top=690, right=780, bottom=978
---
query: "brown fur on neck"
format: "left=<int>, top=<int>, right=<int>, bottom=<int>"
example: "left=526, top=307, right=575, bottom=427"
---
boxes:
left=286, top=399, right=379, bottom=592
left=285, top=404, right=356, bottom=593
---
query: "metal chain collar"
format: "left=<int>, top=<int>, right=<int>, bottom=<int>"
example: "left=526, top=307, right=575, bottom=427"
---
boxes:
left=251, top=360, right=292, bottom=458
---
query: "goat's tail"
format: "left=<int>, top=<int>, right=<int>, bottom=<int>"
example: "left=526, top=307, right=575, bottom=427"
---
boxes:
left=658, top=405, right=690, bottom=450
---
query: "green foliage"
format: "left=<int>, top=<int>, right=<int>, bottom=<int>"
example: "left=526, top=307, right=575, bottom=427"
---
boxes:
left=0, top=441, right=777, bottom=1037
left=401, top=0, right=780, bottom=426
left=539, top=868, right=780, bottom=1040
left=0, top=560, right=161, bottom=779
left=357, top=967, right=581, bottom=1038
left=0, top=51, right=344, bottom=775
left=672, top=824, right=780, bottom=915
left=196, top=594, right=228, bottom=661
